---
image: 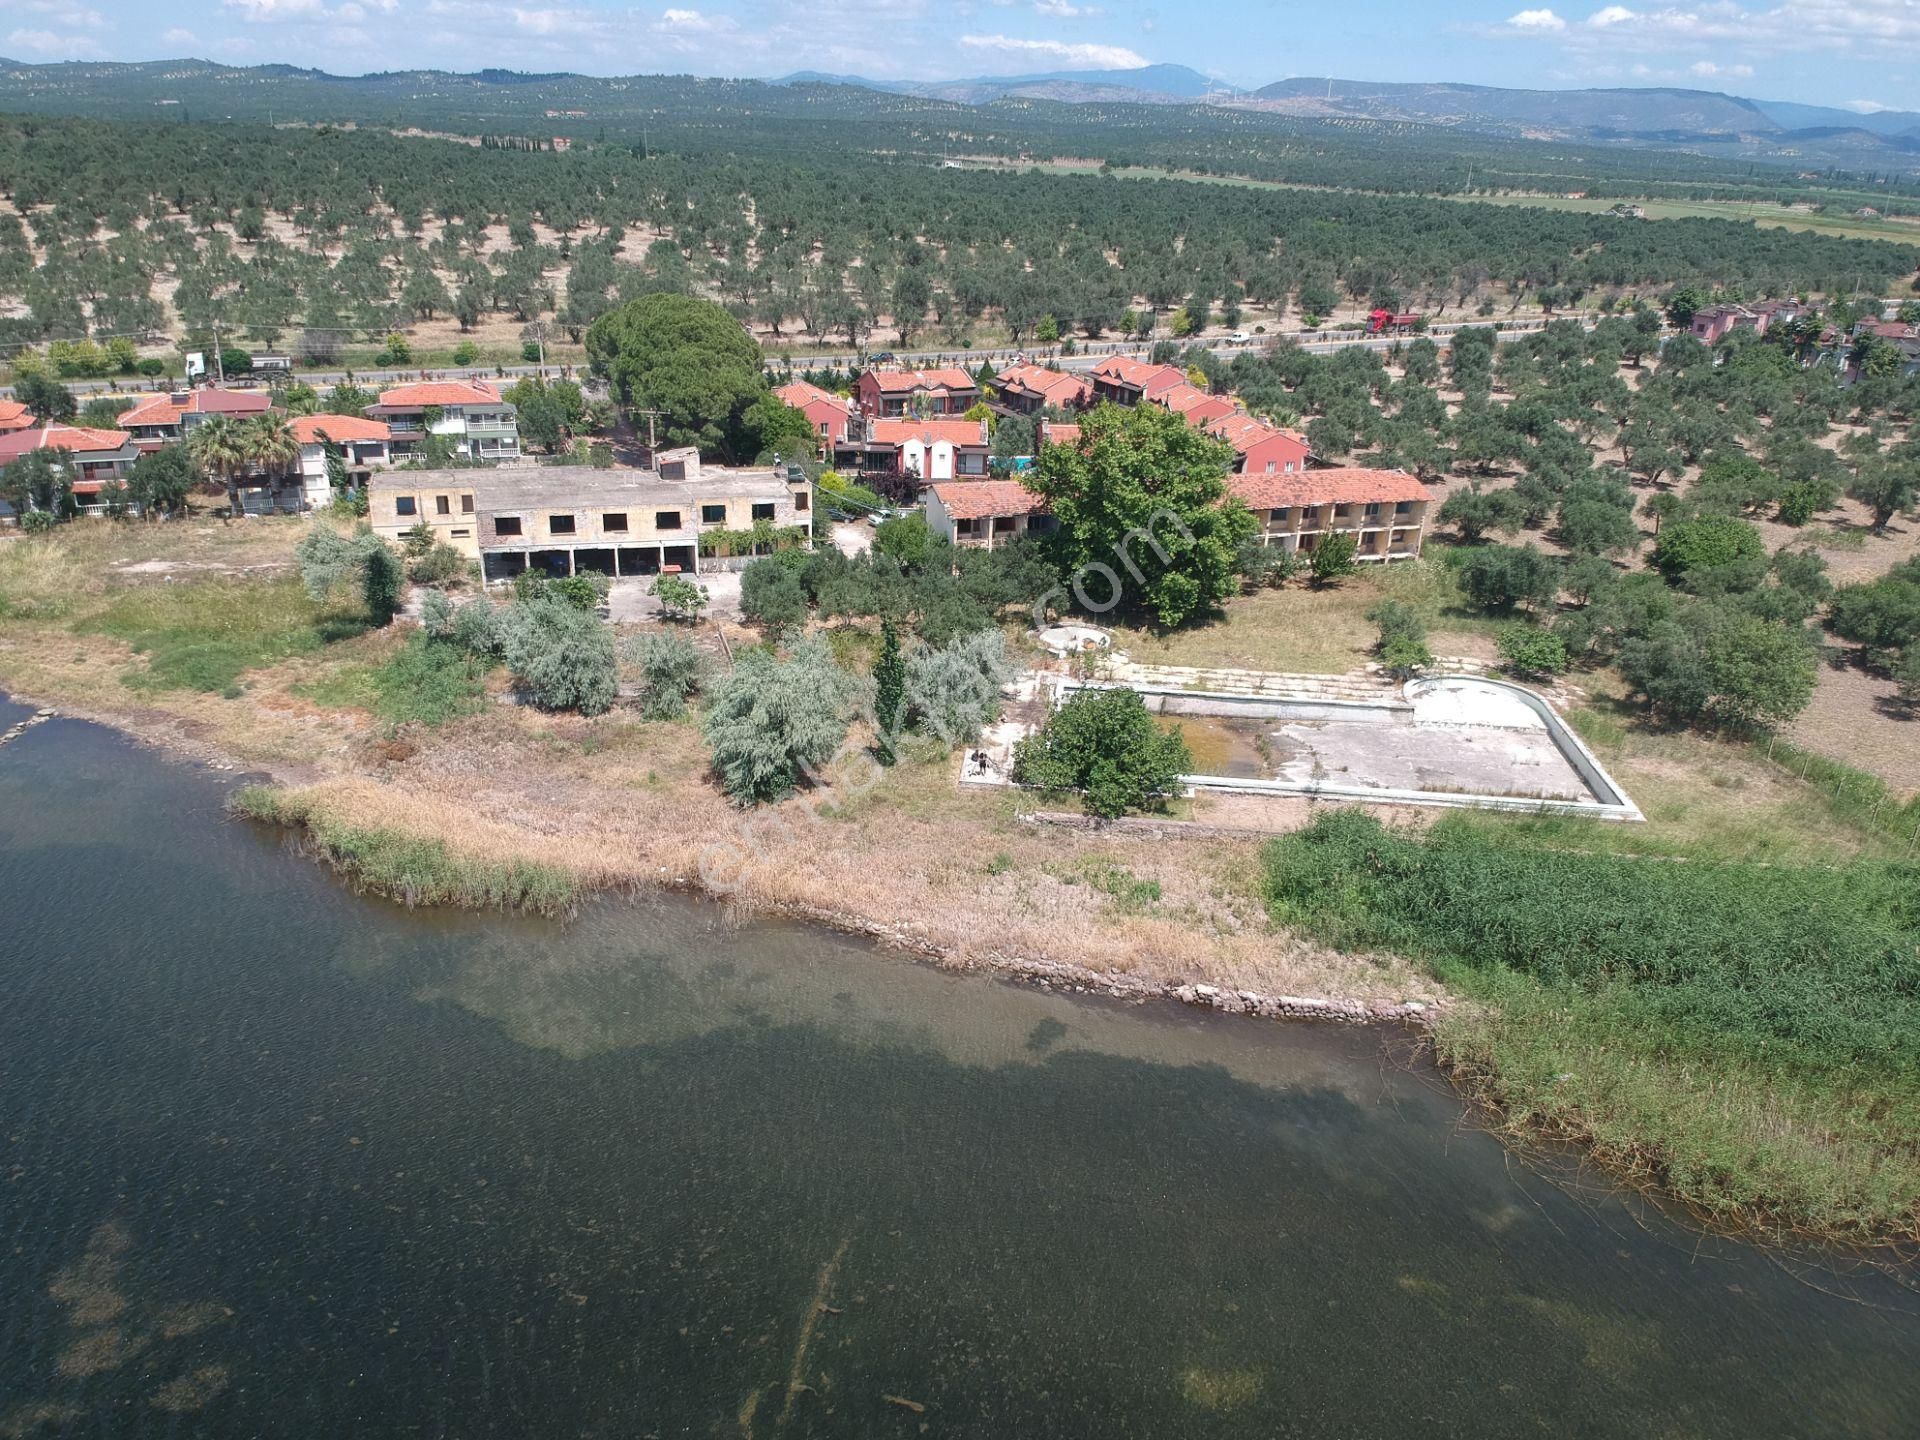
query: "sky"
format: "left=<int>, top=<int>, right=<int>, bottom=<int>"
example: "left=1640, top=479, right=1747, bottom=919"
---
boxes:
left=2, top=0, right=1916, bottom=111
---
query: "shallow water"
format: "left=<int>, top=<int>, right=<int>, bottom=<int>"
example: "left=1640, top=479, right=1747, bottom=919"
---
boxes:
left=1, top=696, right=1916, bottom=1438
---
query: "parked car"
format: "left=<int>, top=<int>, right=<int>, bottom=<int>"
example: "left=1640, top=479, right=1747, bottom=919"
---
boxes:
left=1225, top=331, right=1252, bottom=343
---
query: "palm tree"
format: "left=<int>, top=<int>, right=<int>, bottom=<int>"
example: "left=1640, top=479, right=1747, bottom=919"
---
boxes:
left=245, top=415, right=301, bottom=497
left=187, top=414, right=247, bottom=518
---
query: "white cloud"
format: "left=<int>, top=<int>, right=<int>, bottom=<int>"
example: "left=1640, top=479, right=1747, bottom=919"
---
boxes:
left=162, top=25, right=197, bottom=43
left=1586, top=5, right=1635, bottom=25
left=1689, top=59, right=1753, bottom=77
left=1033, top=0, right=1096, bottom=16
left=658, top=6, right=712, bottom=27
left=1507, top=8, right=1567, bottom=31
left=958, top=34, right=1147, bottom=67
left=1844, top=98, right=1892, bottom=112
left=223, top=0, right=330, bottom=19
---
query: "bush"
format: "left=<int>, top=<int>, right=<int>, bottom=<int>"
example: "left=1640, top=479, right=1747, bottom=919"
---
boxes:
left=452, top=341, right=479, bottom=366
left=501, top=597, right=617, bottom=715
left=625, top=632, right=705, bottom=719
left=370, top=632, right=490, bottom=726
left=408, top=541, right=472, bottom=587
left=1651, top=513, right=1764, bottom=584
left=1497, top=623, right=1570, bottom=679
left=703, top=637, right=865, bottom=804
left=294, top=526, right=403, bottom=626
left=1012, top=686, right=1190, bottom=818
left=1369, top=599, right=1432, bottom=677
left=1619, top=601, right=1816, bottom=730
left=740, top=554, right=810, bottom=628
left=1457, top=543, right=1558, bottom=612
left=1236, top=537, right=1299, bottom=591
left=1307, top=531, right=1358, bottom=586
left=450, top=597, right=505, bottom=659
left=650, top=572, right=708, bottom=621
left=905, top=629, right=1014, bottom=744
left=548, top=572, right=608, bottom=611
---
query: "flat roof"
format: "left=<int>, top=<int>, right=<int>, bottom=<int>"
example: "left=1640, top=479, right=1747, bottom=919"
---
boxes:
left=373, top=464, right=795, bottom=512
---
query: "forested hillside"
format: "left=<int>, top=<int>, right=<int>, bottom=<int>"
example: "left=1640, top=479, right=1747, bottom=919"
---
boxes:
left=0, top=114, right=1914, bottom=361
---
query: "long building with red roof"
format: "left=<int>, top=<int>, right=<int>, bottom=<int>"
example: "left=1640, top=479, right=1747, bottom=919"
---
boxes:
left=1228, top=467, right=1430, bottom=562
left=0, top=423, right=139, bottom=505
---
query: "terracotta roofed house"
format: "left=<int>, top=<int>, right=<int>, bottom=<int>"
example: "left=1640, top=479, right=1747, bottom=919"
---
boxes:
left=1205, top=412, right=1311, bottom=477
left=1153, top=382, right=1239, bottom=427
left=1229, top=466, right=1429, bottom=563
left=367, top=380, right=519, bottom=462
left=0, top=399, right=35, bottom=435
left=1090, top=356, right=1186, bottom=407
left=117, top=387, right=273, bottom=452
left=0, top=423, right=139, bottom=513
left=853, top=366, right=981, bottom=419
left=773, top=380, right=856, bottom=455
left=992, top=362, right=1093, bottom=415
left=287, top=414, right=393, bottom=507
left=924, top=479, right=1052, bottom=551
left=838, top=417, right=990, bottom=490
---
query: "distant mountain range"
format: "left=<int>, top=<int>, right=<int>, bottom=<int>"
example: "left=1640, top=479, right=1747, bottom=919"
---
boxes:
left=1, top=55, right=1917, bottom=174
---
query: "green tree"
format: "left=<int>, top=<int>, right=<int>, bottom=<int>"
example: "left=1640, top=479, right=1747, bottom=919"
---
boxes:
left=1308, top=531, right=1359, bottom=586
left=1024, top=403, right=1254, bottom=628
left=1011, top=686, right=1190, bottom=819
left=1619, top=602, right=1815, bottom=730
left=127, top=444, right=196, bottom=517
left=904, top=629, right=1013, bottom=744
left=1438, top=485, right=1523, bottom=542
left=624, top=632, right=705, bottom=720
left=650, top=572, right=708, bottom=621
left=741, top=394, right=818, bottom=461
left=1497, top=623, right=1570, bottom=679
left=0, top=448, right=75, bottom=520
left=188, top=414, right=250, bottom=516
left=293, top=525, right=403, bottom=626
left=872, top=617, right=906, bottom=765
left=1457, top=543, right=1559, bottom=612
left=1651, top=514, right=1765, bottom=584
left=585, top=293, right=765, bottom=458
left=704, top=637, right=865, bottom=805
left=740, top=553, right=810, bottom=629
left=502, top=597, right=617, bottom=715
left=1847, top=460, right=1919, bottom=533
left=14, top=372, right=75, bottom=423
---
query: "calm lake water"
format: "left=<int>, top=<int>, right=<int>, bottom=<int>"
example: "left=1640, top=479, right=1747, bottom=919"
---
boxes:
left=2, top=696, right=1917, bottom=1438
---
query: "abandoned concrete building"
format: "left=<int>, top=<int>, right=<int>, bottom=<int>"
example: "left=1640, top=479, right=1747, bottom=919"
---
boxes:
left=369, top=451, right=811, bottom=582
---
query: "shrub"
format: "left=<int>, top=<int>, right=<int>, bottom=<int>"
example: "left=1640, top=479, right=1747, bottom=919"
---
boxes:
left=1895, top=647, right=1920, bottom=710
left=449, top=597, right=504, bottom=659
left=501, top=597, right=617, bottom=715
left=650, top=572, right=708, bottom=621
left=294, top=526, right=403, bottom=626
left=740, top=554, right=810, bottom=628
left=1236, top=537, right=1299, bottom=591
left=1012, top=686, right=1190, bottom=819
left=1497, top=623, right=1570, bottom=679
left=1651, top=513, right=1764, bottom=584
left=1307, top=531, right=1358, bottom=586
left=906, top=629, right=1014, bottom=744
left=625, top=632, right=705, bottom=720
left=370, top=632, right=490, bottom=726
left=408, top=541, right=472, bottom=587
left=703, top=637, right=865, bottom=805
left=1619, top=601, right=1816, bottom=730
left=452, top=340, right=479, bottom=366
left=1457, top=543, right=1558, bottom=612
left=1369, top=598, right=1432, bottom=678
left=548, top=572, right=608, bottom=611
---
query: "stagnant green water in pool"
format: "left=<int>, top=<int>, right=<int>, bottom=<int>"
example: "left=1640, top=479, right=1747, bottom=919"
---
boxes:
left=2, top=698, right=1916, bottom=1438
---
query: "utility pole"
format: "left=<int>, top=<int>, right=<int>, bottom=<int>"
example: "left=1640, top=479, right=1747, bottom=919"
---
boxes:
left=630, top=408, right=666, bottom=456
left=211, top=321, right=224, bottom=387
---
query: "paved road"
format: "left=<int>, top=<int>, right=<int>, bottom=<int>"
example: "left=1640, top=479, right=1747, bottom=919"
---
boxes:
left=8, top=315, right=1597, bottom=401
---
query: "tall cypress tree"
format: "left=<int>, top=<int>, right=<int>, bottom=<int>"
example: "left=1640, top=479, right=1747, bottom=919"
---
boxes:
left=872, top=618, right=905, bottom=767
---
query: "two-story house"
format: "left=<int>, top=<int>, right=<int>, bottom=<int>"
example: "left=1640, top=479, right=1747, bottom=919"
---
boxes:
left=116, top=387, right=273, bottom=452
left=367, top=381, right=520, bottom=462
left=925, top=480, right=1053, bottom=551
left=835, top=417, right=990, bottom=491
left=773, top=380, right=857, bottom=455
left=0, top=423, right=140, bottom=512
left=992, top=363, right=1093, bottom=415
left=369, top=455, right=810, bottom=584
left=852, top=367, right=981, bottom=418
left=288, top=415, right=393, bottom=508
left=1205, top=413, right=1312, bottom=477
left=1228, top=467, right=1429, bottom=563
left=0, top=399, right=36, bottom=436
left=1090, top=356, right=1186, bottom=407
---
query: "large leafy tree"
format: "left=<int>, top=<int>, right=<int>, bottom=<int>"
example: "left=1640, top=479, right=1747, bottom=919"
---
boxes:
left=1024, top=402, right=1255, bottom=629
left=1012, top=686, right=1191, bottom=818
left=584, top=293, right=764, bottom=459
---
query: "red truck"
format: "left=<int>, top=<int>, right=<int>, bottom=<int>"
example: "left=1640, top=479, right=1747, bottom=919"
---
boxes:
left=1367, top=309, right=1424, bottom=335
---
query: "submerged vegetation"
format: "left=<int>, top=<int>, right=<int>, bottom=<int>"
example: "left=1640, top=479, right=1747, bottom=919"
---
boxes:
left=1262, top=808, right=1920, bottom=1240
left=229, top=785, right=577, bottom=916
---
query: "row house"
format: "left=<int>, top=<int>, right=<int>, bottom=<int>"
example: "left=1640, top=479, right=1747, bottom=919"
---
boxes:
left=773, top=379, right=856, bottom=454
left=992, top=362, right=1093, bottom=415
left=1090, top=356, right=1187, bottom=407
left=1205, top=412, right=1311, bottom=477
left=366, top=381, right=520, bottom=462
left=834, top=417, right=991, bottom=490
left=369, top=454, right=810, bottom=584
left=0, top=423, right=139, bottom=510
left=1228, top=467, right=1429, bottom=563
left=925, top=480, right=1054, bottom=552
left=852, top=366, right=981, bottom=418
left=116, top=387, right=273, bottom=452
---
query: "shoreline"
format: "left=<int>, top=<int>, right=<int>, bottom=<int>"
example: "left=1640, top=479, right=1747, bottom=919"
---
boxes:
left=1, top=688, right=1442, bottom=1033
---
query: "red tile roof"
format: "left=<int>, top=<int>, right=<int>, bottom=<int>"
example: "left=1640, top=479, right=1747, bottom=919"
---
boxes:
left=288, top=414, right=391, bottom=445
left=995, top=363, right=1093, bottom=406
left=1228, top=467, right=1428, bottom=510
left=375, top=380, right=503, bottom=408
left=1204, top=413, right=1307, bottom=455
left=865, top=367, right=979, bottom=394
left=117, top=388, right=272, bottom=428
left=0, top=399, right=33, bottom=431
left=774, top=380, right=849, bottom=411
left=1040, top=421, right=1081, bottom=445
left=117, top=395, right=183, bottom=428
left=869, top=418, right=987, bottom=447
left=0, top=423, right=132, bottom=460
left=1092, top=357, right=1185, bottom=395
left=931, top=480, right=1046, bottom=521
